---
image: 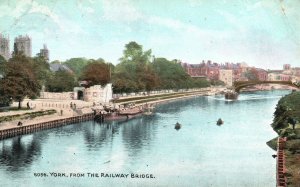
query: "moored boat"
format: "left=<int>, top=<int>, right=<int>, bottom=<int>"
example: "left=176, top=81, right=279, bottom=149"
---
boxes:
left=225, top=91, right=238, bottom=100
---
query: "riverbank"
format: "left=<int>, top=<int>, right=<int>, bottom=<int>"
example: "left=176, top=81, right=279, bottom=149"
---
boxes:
left=268, top=91, right=300, bottom=186
left=0, top=87, right=225, bottom=138
left=117, top=87, right=224, bottom=107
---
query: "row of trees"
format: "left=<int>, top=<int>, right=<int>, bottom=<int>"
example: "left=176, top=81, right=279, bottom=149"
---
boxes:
left=111, top=42, right=211, bottom=93
left=0, top=41, right=217, bottom=108
left=44, top=41, right=213, bottom=93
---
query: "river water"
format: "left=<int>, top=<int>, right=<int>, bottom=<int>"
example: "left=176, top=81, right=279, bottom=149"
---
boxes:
left=0, top=90, right=290, bottom=187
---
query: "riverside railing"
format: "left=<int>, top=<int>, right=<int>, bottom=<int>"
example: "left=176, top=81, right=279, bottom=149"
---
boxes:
left=277, top=137, right=287, bottom=187
left=112, top=87, right=213, bottom=99
left=0, top=113, right=94, bottom=140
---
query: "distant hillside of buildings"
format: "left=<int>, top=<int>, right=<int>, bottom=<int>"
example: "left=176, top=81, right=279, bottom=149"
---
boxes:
left=180, top=61, right=300, bottom=86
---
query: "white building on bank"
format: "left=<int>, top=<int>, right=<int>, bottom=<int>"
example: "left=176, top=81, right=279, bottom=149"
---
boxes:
left=219, top=69, right=233, bottom=87
left=75, top=84, right=113, bottom=103
left=41, top=84, right=113, bottom=104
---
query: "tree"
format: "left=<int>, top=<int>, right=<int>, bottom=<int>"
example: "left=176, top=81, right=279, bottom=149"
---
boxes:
left=152, top=58, right=190, bottom=89
left=244, top=68, right=259, bottom=81
left=63, top=58, right=90, bottom=78
left=45, top=70, right=76, bottom=92
left=0, top=55, right=6, bottom=75
left=80, top=60, right=110, bottom=87
left=50, top=60, right=61, bottom=64
left=113, top=41, right=158, bottom=92
left=32, top=56, right=51, bottom=86
left=210, top=80, right=225, bottom=86
left=0, top=55, right=6, bottom=63
left=0, top=55, right=41, bottom=109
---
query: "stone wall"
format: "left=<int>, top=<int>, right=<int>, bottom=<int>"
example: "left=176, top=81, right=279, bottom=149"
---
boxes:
left=40, top=92, right=73, bottom=100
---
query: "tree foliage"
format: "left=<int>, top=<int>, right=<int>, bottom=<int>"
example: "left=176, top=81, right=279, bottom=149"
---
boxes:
left=45, top=70, right=76, bottom=92
left=80, top=60, right=110, bottom=87
left=32, top=56, right=51, bottom=86
left=0, top=55, right=6, bottom=76
left=112, top=42, right=210, bottom=93
left=63, top=58, right=90, bottom=78
left=113, top=41, right=158, bottom=93
left=152, top=58, right=190, bottom=89
left=244, top=68, right=259, bottom=81
left=0, top=55, right=41, bottom=108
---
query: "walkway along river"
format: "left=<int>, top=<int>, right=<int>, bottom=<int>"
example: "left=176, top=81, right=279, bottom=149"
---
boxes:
left=0, top=90, right=290, bottom=187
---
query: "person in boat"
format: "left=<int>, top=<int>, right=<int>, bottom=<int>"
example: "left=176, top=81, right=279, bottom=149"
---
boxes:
left=175, top=122, right=181, bottom=130
left=217, top=118, right=223, bottom=125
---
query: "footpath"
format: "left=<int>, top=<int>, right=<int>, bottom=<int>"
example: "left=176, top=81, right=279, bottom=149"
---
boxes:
left=0, top=99, right=94, bottom=130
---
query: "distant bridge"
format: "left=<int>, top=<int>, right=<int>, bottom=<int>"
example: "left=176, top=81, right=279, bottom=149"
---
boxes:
left=233, top=80, right=300, bottom=93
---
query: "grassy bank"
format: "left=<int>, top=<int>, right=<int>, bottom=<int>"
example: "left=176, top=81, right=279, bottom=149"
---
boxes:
left=0, top=110, right=57, bottom=123
left=115, top=89, right=210, bottom=105
left=269, top=91, right=300, bottom=186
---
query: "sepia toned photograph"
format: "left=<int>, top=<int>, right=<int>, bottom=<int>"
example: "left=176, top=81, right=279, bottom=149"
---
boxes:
left=0, top=0, right=300, bottom=186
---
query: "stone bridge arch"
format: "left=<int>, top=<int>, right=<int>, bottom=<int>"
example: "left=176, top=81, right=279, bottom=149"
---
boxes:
left=233, top=81, right=300, bottom=93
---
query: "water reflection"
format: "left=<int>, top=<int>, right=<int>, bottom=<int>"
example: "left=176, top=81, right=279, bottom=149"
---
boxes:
left=121, top=117, right=157, bottom=158
left=0, top=135, right=42, bottom=172
left=83, top=121, right=114, bottom=151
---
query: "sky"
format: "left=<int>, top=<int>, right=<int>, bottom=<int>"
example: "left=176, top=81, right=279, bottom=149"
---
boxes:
left=0, top=0, right=299, bottom=69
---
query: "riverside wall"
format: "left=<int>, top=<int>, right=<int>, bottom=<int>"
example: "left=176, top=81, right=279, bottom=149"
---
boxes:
left=0, top=113, right=94, bottom=140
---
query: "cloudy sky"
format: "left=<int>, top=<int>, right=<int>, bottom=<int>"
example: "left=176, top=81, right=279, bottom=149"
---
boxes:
left=0, top=0, right=299, bottom=69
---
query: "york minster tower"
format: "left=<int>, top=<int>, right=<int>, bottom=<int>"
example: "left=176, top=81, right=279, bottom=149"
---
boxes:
left=14, top=35, right=32, bottom=57
left=0, top=34, right=10, bottom=60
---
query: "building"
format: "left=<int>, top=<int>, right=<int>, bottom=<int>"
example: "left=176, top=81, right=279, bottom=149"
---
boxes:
left=181, top=61, right=247, bottom=82
left=50, top=63, right=73, bottom=73
left=255, top=68, right=268, bottom=81
left=0, top=34, right=10, bottom=60
left=283, top=64, right=291, bottom=70
left=279, top=74, right=291, bottom=81
left=83, top=84, right=113, bottom=103
left=14, top=35, right=32, bottom=57
left=220, top=62, right=243, bottom=81
left=268, top=72, right=280, bottom=81
left=73, top=84, right=113, bottom=103
left=219, top=69, right=233, bottom=86
left=181, top=60, right=220, bottom=80
left=41, top=84, right=113, bottom=104
left=37, top=44, right=49, bottom=61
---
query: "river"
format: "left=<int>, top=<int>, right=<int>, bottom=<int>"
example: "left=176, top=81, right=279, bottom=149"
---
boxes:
left=0, top=90, right=290, bottom=187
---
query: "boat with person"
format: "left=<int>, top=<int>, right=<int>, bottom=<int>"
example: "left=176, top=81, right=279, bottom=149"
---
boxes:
left=175, top=122, right=181, bottom=130
left=217, top=118, right=224, bottom=126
